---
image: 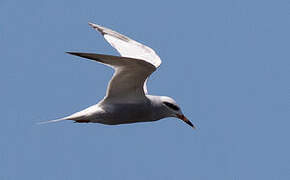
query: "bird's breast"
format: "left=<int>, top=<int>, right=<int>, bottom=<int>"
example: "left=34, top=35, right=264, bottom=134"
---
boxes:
left=99, top=102, right=156, bottom=125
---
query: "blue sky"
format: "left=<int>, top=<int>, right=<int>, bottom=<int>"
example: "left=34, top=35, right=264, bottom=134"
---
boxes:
left=1, top=0, right=289, bottom=179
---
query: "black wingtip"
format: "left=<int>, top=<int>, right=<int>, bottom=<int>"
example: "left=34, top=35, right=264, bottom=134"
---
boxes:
left=66, top=52, right=80, bottom=56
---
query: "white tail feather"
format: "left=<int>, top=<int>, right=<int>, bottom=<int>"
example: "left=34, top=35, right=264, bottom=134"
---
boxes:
left=37, top=118, right=66, bottom=125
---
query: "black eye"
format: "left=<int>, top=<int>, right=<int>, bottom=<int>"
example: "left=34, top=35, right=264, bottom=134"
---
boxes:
left=163, top=102, right=180, bottom=111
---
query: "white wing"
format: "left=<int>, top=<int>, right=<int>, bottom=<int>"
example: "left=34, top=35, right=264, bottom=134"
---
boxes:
left=67, top=52, right=156, bottom=102
left=89, top=23, right=162, bottom=68
left=88, top=23, right=162, bottom=94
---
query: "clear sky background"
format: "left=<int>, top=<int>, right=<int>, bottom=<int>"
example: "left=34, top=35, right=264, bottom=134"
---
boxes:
left=1, top=0, right=289, bottom=179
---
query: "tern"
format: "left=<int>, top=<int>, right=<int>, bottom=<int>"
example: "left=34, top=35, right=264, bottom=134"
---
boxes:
left=43, top=23, right=195, bottom=128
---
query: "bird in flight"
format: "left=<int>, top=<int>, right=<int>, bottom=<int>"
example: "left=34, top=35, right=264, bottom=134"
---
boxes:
left=42, top=22, right=195, bottom=128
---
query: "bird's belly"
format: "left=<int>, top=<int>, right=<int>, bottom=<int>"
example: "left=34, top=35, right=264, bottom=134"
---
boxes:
left=96, top=103, right=154, bottom=125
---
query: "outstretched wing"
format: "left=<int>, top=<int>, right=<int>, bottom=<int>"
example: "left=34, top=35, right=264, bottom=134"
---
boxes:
left=67, top=52, right=156, bottom=102
left=89, top=23, right=161, bottom=68
left=88, top=23, right=162, bottom=94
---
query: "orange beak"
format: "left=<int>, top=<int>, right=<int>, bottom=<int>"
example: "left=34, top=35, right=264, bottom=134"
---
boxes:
left=177, top=114, right=195, bottom=129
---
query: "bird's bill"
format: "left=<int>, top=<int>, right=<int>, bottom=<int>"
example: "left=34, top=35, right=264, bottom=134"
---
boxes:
left=177, top=114, right=195, bottom=129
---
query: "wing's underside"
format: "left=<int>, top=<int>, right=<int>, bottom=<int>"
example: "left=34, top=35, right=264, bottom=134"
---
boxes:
left=67, top=52, right=156, bottom=102
left=67, top=23, right=162, bottom=101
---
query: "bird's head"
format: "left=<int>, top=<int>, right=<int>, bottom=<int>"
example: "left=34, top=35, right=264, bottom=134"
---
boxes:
left=160, top=96, right=195, bottom=128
